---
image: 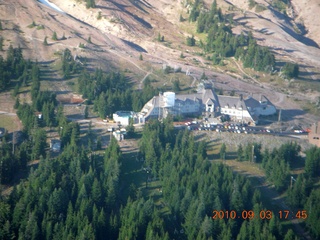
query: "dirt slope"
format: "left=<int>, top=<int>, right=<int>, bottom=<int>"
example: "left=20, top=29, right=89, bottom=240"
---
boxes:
left=0, top=0, right=319, bottom=127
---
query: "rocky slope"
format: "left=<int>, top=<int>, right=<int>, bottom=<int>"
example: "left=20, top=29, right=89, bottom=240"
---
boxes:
left=0, top=0, right=319, bottom=126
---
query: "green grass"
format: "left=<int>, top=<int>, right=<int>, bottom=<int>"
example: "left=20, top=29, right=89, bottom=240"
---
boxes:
left=0, top=115, right=20, bottom=132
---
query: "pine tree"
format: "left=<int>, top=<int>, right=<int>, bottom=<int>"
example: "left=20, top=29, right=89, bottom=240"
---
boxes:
left=14, top=97, right=20, bottom=109
left=52, top=31, right=58, bottom=40
left=86, top=0, right=96, bottom=8
left=43, top=36, right=48, bottom=45
left=0, top=36, right=3, bottom=51
left=220, top=143, right=226, bottom=160
left=84, top=105, right=89, bottom=119
left=237, top=144, right=244, bottom=161
left=179, top=14, right=184, bottom=22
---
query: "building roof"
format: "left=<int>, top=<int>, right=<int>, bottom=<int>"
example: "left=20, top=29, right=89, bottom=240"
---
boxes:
left=244, top=97, right=261, bottom=109
left=218, top=95, right=246, bottom=110
left=114, top=111, right=134, bottom=118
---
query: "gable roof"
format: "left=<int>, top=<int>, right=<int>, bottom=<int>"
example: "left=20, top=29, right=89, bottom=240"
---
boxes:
left=218, top=96, right=246, bottom=109
left=244, top=97, right=261, bottom=109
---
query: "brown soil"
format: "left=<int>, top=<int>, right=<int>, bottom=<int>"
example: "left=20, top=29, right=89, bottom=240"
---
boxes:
left=0, top=0, right=319, bottom=128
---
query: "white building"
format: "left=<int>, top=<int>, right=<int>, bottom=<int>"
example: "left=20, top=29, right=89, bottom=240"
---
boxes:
left=140, top=89, right=219, bottom=120
left=112, top=111, right=136, bottom=126
left=139, top=88, right=276, bottom=125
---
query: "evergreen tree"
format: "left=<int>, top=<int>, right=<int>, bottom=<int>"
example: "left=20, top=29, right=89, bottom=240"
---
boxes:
left=0, top=36, right=3, bottom=51
left=84, top=105, right=89, bottom=119
left=14, top=97, right=20, bottom=109
left=237, top=144, right=244, bottom=161
left=305, top=146, right=320, bottom=179
left=220, top=143, right=226, bottom=160
left=43, top=36, right=48, bottom=45
left=86, top=0, right=96, bottom=8
left=52, top=31, right=58, bottom=40
left=186, top=35, right=196, bottom=46
left=172, top=79, right=180, bottom=92
left=282, top=62, right=299, bottom=78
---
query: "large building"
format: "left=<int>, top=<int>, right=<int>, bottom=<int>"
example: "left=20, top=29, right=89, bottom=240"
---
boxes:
left=309, top=121, right=320, bottom=147
left=113, top=111, right=137, bottom=126
left=140, top=89, right=219, bottom=120
left=139, top=87, right=276, bottom=124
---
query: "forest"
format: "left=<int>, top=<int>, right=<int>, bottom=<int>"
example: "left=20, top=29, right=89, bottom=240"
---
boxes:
left=1, top=115, right=308, bottom=239
left=0, top=43, right=319, bottom=240
left=78, top=68, right=158, bottom=118
left=189, top=0, right=280, bottom=73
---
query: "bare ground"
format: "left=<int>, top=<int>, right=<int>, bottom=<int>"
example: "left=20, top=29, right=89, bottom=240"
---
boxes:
left=0, top=0, right=319, bottom=128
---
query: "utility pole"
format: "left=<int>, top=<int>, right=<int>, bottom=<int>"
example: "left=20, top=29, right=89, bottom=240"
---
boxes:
left=290, top=176, right=296, bottom=189
left=278, top=109, right=282, bottom=122
left=252, top=144, right=255, bottom=163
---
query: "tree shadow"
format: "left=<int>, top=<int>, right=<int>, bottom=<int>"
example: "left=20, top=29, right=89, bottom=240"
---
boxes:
left=279, top=109, right=306, bottom=122
left=121, top=39, right=147, bottom=53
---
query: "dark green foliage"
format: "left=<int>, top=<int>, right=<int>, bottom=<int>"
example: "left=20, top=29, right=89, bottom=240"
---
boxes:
left=261, top=144, right=296, bottom=191
left=85, top=0, right=95, bottom=8
left=97, top=11, right=102, bottom=20
left=84, top=105, right=89, bottom=119
left=1, top=116, right=303, bottom=239
left=139, top=53, right=143, bottom=60
left=0, top=21, right=2, bottom=30
left=172, top=79, right=180, bottom=92
left=0, top=137, right=31, bottom=184
left=31, top=64, right=40, bottom=100
left=17, top=103, right=36, bottom=133
left=286, top=174, right=307, bottom=208
left=43, top=36, right=48, bottom=45
left=186, top=35, right=196, bottom=46
left=194, top=1, right=275, bottom=72
left=0, top=46, right=33, bottom=91
left=305, top=189, right=320, bottom=239
left=237, top=144, right=244, bottom=161
left=282, top=62, right=299, bottom=79
left=220, top=143, right=226, bottom=159
left=14, top=97, right=20, bottom=109
left=189, top=0, right=202, bottom=22
left=179, top=14, right=184, bottom=22
left=61, top=48, right=82, bottom=79
left=0, top=36, right=3, bottom=51
left=31, top=128, right=47, bottom=160
left=305, top=146, right=320, bottom=179
left=125, top=118, right=135, bottom=138
left=78, top=67, right=157, bottom=118
left=0, top=139, right=122, bottom=239
left=52, top=31, right=58, bottom=41
left=249, top=0, right=256, bottom=9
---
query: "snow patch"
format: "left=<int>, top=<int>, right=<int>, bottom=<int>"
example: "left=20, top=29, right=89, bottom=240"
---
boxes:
left=38, top=0, right=65, bottom=14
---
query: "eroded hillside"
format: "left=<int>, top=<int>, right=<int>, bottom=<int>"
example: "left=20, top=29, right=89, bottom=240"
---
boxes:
left=0, top=0, right=320, bottom=125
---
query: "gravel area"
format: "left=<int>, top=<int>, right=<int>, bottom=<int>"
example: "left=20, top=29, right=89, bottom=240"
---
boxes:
left=194, top=130, right=312, bottom=152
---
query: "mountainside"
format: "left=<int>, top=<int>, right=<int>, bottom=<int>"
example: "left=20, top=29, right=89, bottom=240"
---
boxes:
left=0, top=0, right=320, bottom=124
